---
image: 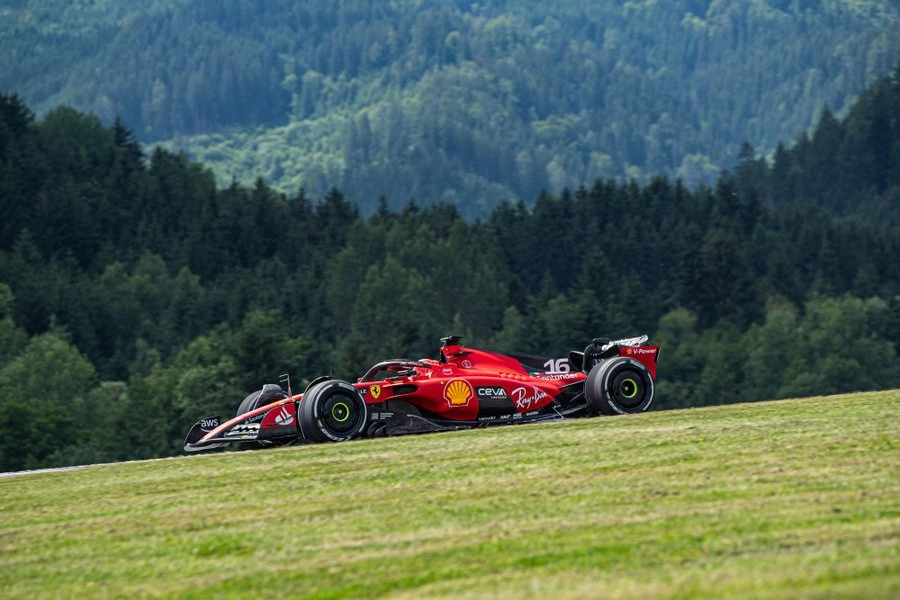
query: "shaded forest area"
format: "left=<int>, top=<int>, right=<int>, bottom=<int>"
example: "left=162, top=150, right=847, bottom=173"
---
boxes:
left=2, top=0, right=898, bottom=216
left=1, top=64, right=899, bottom=471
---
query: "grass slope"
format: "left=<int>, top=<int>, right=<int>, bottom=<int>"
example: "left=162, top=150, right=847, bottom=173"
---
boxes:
left=1, top=391, right=898, bottom=599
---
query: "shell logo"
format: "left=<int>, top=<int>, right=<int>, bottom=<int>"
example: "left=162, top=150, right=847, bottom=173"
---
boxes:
left=625, top=348, right=633, bottom=355
left=444, top=379, right=473, bottom=407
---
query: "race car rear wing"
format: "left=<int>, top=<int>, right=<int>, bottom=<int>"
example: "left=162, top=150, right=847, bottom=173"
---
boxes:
left=572, top=334, right=653, bottom=372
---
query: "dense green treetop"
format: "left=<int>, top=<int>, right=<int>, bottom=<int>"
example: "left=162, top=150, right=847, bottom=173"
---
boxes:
left=2, top=0, right=898, bottom=216
left=0, top=59, right=898, bottom=470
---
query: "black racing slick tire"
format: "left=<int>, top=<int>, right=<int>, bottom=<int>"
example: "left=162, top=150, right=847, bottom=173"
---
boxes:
left=585, top=357, right=654, bottom=415
left=298, top=379, right=367, bottom=443
left=235, top=384, right=289, bottom=449
left=236, top=384, right=288, bottom=418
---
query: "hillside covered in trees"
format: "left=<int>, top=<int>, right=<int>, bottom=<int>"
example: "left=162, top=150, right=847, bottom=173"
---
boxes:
left=2, top=0, right=899, bottom=217
left=1, top=63, right=899, bottom=471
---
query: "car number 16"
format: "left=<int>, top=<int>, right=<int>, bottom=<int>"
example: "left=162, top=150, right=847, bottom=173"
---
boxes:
left=542, top=358, right=571, bottom=374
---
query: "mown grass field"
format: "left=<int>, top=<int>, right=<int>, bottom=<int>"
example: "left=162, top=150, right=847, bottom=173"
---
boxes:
left=1, top=391, right=898, bottom=599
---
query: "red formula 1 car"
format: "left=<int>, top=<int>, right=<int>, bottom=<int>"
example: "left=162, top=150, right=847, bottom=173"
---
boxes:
left=184, top=334, right=660, bottom=452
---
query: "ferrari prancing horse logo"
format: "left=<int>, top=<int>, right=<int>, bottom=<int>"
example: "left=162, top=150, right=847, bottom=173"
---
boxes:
left=370, top=385, right=382, bottom=400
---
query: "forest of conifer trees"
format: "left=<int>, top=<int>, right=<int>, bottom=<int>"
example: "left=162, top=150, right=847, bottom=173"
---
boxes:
left=3, top=0, right=898, bottom=214
left=0, top=63, right=898, bottom=472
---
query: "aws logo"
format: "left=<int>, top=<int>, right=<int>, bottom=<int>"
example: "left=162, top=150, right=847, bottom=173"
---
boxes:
left=444, top=379, right=473, bottom=407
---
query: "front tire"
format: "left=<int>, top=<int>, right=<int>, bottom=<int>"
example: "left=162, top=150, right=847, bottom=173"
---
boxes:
left=236, top=384, right=288, bottom=417
left=298, top=379, right=367, bottom=443
left=235, top=384, right=289, bottom=448
left=586, top=357, right=654, bottom=415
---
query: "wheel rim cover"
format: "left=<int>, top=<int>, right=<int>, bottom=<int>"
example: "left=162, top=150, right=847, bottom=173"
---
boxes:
left=621, top=377, right=639, bottom=398
left=332, top=402, right=350, bottom=422
left=323, top=395, right=359, bottom=433
left=612, top=371, right=645, bottom=409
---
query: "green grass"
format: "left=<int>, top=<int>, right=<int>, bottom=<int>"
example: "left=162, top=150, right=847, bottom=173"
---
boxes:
left=1, top=391, right=898, bottom=599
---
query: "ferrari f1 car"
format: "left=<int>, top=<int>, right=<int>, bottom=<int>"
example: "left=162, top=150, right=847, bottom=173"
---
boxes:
left=184, top=334, right=660, bottom=452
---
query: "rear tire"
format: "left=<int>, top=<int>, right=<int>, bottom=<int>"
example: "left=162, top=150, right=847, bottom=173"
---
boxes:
left=586, top=357, right=654, bottom=415
left=298, top=379, right=367, bottom=443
